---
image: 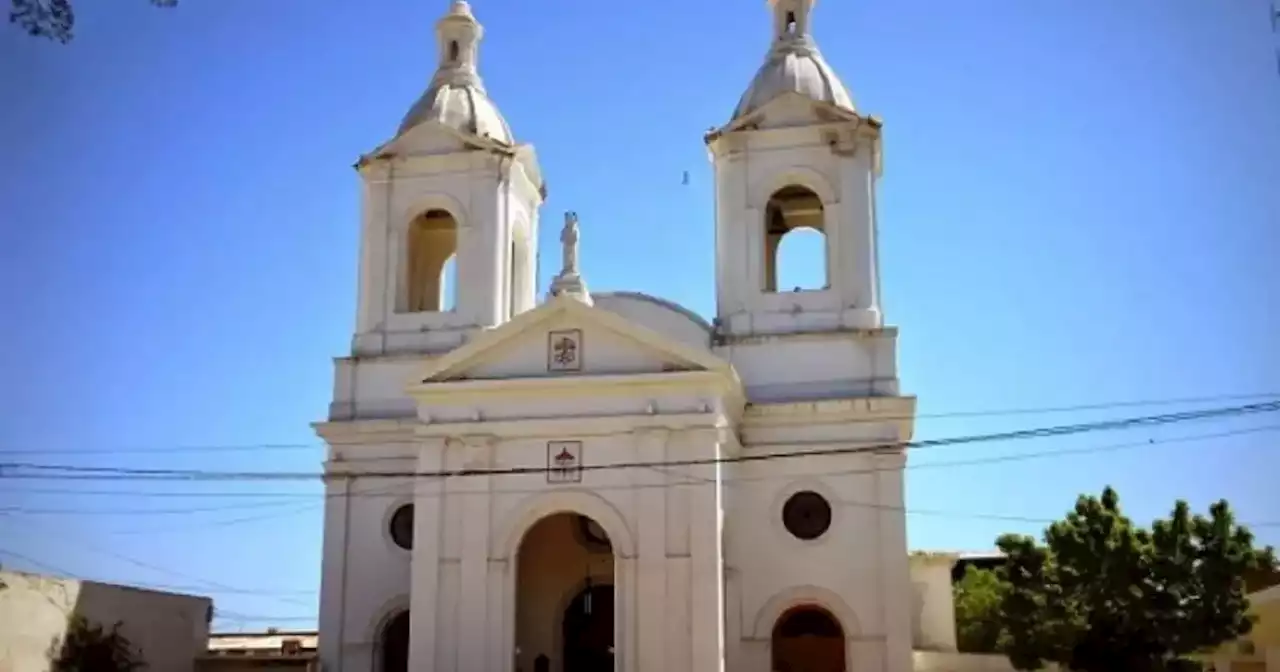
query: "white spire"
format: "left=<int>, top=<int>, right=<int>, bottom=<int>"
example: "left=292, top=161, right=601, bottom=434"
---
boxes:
left=730, top=0, right=853, bottom=122
left=395, top=1, right=513, bottom=142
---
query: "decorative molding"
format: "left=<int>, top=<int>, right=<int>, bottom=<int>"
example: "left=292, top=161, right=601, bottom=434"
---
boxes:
left=414, top=292, right=741, bottom=389
left=546, top=328, right=583, bottom=372
left=749, top=584, right=864, bottom=640
left=492, top=489, right=637, bottom=560
left=312, top=418, right=419, bottom=444
left=416, top=410, right=727, bottom=440
left=546, top=441, right=584, bottom=483
left=714, top=325, right=898, bottom=346
left=411, top=370, right=740, bottom=407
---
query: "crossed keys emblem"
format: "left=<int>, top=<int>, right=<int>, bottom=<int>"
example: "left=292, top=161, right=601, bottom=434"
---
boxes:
left=552, top=336, right=578, bottom=366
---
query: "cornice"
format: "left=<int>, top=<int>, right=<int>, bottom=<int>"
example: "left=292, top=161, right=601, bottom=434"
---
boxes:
left=312, top=418, right=419, bottom=445
left=410, top=370, right=740, bottom=406
left=415, top=410, right=728, bottom=440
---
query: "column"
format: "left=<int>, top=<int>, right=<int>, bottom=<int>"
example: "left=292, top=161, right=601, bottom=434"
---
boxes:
left=665, top=430, right=693, bottom=672
left=409, top=439, right=445, bottom=672
left=634, top=428, right=670, bottom=672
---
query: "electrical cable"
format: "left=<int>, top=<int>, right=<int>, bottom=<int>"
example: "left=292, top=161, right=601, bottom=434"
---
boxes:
left=3, top=399, right=1276, bottom=483
left=4, top=423, right=1277, bottom=503
left=1, top=391, right=1274, bottom=457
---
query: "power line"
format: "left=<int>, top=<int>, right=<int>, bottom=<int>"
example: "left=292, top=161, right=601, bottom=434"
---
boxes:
left=0, top=546, right=77, bottom=577
left=0, top=499, right=325, bottom=517
left=3, top=399, right=1275, bottom=483
left=1, top=391, right=1275, bottom=457
left=3, top=426, right=1279, bottom=531
left=5, top=423, right=1277, bottom=504
left=0, top=516, right=316, bottom=609
left=0, top=546, right=315, bottom=600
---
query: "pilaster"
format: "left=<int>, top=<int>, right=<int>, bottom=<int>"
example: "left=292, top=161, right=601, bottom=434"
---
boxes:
left=633, top=428, right=671, bottom=672
left=682, top=427, right=728, bottom=672
left=453, top=435, right=496, bottom=672
left=875, top=450, right=912, bottom=671
left=409, top=437, right=445, bottom=672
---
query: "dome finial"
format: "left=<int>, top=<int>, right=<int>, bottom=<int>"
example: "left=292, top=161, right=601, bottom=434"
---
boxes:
left=728, top=0, right=852, bottom=122
left=770, top=0, right=814, bottom=43
left=395, top=1, right=513, bottom=141
left=433, top=0, right=484, bottom=88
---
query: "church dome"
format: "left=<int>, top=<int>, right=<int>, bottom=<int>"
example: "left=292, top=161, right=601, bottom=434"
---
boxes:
left=396, top=1, right=513, bottom=144
left=730, top=0, right=854, bottom=122
left=397, top=80, right=513, bottom=143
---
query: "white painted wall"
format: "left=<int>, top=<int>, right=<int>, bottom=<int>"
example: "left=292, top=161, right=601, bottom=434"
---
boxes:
left=316, top=5, right=947, bottom=671
left=351, top=141, right=542, bottom=359
left=909, top=554, right=960, bottom=653
left=709, top=97, right=884, bottom=338
left=0, top=571, right=211, bottom=672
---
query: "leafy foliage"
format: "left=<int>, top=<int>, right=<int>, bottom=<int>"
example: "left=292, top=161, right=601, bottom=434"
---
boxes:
left=954, top=565, right=1008, bottom=654
left=49, top=615, right=147, bottom=672
left=9, top=0, right=174, bottom=43
left=994, top=486, right=1276, bottom=672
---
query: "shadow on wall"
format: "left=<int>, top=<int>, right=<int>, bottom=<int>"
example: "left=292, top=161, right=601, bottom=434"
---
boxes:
left=46, top=615, right=145, bottom=671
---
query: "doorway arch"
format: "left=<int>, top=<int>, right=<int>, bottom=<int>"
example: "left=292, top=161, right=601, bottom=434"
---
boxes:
left=771, top=605, right=846, bottom=672
left=377, top=609, right=409, bottom=672
left=514, top=512, right=617, bottom=672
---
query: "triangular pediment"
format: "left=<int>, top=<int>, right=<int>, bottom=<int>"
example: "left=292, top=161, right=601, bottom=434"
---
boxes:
left=358, top=120, right=509, bottom=165
left=417, top=295, right=735, bottom=385
left=707, top=93, right=867, bottom=141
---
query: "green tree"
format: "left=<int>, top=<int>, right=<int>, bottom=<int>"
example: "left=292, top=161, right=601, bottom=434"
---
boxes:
left=954, top=565, right=1008, bottom=654
left=9, top=0, right=174, bottom=43
left=49, top=615, right=147, bottom=672
left=995, top=486, right=1276, bottom=672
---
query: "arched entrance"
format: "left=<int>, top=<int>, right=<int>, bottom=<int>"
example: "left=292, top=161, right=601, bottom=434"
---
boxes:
left=771, top=605, right=846, bottom=672
left=378, top=610, right=409, bottom=672
left=515, top=513, right=615, bottom=672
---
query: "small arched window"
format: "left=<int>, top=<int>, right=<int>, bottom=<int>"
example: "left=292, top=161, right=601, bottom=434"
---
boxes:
left=785, top=11, right=797, bottom=34
left=448, top=40, right=459, bottom=62
left=764, top=185, right=828, bottom=292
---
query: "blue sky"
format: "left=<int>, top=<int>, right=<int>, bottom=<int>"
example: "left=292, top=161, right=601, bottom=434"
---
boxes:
left=1, top=0, right=1278, bottom=632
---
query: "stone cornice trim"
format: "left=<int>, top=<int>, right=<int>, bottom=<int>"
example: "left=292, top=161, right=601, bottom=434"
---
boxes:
left=312, top=418, right=419, bottom=445
left=415, top=410, right=727, bottom=439
left=410, top=370, right=741, bottom=406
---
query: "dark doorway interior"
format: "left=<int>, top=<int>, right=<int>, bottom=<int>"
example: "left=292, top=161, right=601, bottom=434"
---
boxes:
left=380, top=610, right=410, bottom=672
left=561, top=584, right=614, bottom=672
left=771, top=606, right=845, bottom=672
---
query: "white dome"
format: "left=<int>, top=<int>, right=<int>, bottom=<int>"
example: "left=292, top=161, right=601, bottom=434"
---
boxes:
left=395, top=1, right=513, bottom=144
left=732, top=44, right=853, bottom=120
left=730, top=0, right=854, bottom=122
left=397, top=81, right=513, bottom=143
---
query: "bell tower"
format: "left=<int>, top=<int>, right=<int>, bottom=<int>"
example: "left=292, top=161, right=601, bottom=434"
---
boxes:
left=350, top=0, right=543, bottom=357
left=707, top=0, right=882, bottom=339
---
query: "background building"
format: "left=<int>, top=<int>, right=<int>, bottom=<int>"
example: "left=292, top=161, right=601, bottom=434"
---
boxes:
left=0, top=569, right=212, bottom=672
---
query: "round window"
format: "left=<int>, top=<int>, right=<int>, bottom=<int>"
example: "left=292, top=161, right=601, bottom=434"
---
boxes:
left=782, top=491, right=832, bottom=541
left=389, top=504, right=414, bottom=550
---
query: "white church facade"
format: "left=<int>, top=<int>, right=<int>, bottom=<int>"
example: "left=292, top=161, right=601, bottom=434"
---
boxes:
left=314, top=1, right=967, bottom=671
